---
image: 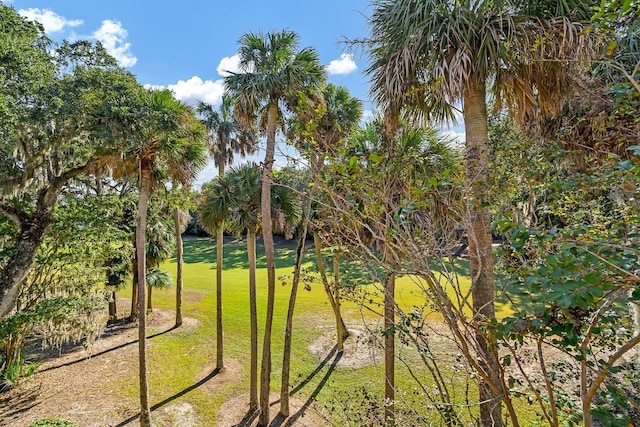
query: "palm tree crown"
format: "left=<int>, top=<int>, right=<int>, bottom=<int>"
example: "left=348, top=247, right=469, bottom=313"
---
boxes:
left=200, top=162, right=301, bottom=236
left=367, top=0, right=591, bottom=123
left=197, top=95, right=256, bottom=173
left=225, top=30, right=326, bottom=133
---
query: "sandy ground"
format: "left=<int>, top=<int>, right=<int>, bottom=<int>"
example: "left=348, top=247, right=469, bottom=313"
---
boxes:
left=0, top=306, right=367, bottom=427
left=308, top=326, right=383, bottom=369
left=0, top=308, right=207, bottom=427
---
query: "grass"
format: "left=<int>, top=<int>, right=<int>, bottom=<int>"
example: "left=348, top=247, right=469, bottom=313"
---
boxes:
left=117, top=236, right=532, bottom=425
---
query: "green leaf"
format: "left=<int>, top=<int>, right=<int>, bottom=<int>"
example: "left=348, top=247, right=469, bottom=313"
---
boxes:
left=558, top=295, right=574, bottom=308
left=587, top=286, right=604, bottom=299
left=583, top=272, right=601, bottom=285
left=614, top=160, right=633, bottom=170
left=368, top=153, right=383, bottom=163
left=348, top=155, right=357, bottom=168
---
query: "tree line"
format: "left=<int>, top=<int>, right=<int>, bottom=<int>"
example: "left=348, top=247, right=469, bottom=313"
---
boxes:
left=2, top=0, right=640, bottom=426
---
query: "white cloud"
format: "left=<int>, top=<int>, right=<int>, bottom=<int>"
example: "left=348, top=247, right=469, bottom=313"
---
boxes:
left=439, top=129, right=465, bottom=148
left=18, top=8, right=83, bottom=34
left=326, top=53, right=357, bottom=75
left=92, top=20, right=137, bottom=68
left=167, top=76, right=225, bottom=107
left=361, top=110, right=375, bottom=123
left=143, top=84, right=165, bottom=91
left=217, top=54, right=243, bottom=77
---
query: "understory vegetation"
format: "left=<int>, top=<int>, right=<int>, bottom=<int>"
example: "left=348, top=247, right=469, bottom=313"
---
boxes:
left=1, top=0, right=640, bottom=426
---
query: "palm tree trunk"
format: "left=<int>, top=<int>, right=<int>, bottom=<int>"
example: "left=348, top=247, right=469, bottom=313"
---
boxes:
left=174, top=207, right=183, bottom=328
left=313, top=232, right=348, bottom=342
left=146, top=285, right=153, bottom=312
left=130, top=253, right=139, bottom=322
left=463, top=82, right=502, bottom=427
left=247, top=226, right=259, bottom=411
left=384, top=272, right=395, bottom=426
left=258, top=100, right=279, bottom=426
left=280, top=193, right=312, bottom=417
left=137, top=159, right=153, bottom=427
left=108, top=290, right=117, bottom=322
left=216, top=162, right=225, bottom=369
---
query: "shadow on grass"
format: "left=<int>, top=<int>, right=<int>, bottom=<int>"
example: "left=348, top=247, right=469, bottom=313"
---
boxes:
left=282, top=350, right=342, bottom=427
left=226, top=347, right=341, bottom=427
left=113, top=367, right=221, bottom=427
left=179, top=236, right=314, bottom=271
left=290, top=345, right=337, bottom=395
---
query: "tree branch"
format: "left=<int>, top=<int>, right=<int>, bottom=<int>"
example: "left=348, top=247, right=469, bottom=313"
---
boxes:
left=0, top=200, right=24, bottom=225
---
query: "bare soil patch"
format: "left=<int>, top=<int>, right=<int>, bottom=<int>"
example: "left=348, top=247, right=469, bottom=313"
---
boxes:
left=199, top=360, right=243, bottom=392
left=216, top=391, right=327, bottom=427
left=308, top=326, right=382, bottom=368
left=0, top=307, right=200, bottom=427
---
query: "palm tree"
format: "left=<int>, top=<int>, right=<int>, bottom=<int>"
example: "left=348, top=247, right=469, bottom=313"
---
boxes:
left=146, top=267, right=172, bottom=312
left=173, top=203, right=191, bottom=327
left=279, top=84, right=362, bottom=417
left=131, top=89, right=207, bottom=427
left=377, top=118, right=461, bottom=425
left=366, top=1, right=591, bottom=425
left=225, top=30, right=325, bottom=425
left=199, top=162, right=300, bottom=413
left=145, top=215, right=175, bottom=312
left=197, top=95, right=256, bottom=370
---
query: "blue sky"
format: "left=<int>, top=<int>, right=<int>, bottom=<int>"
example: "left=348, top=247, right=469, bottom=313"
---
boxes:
left=6, top=1, right=372, bottom=108
left=4, top=0, right=464, bottom=184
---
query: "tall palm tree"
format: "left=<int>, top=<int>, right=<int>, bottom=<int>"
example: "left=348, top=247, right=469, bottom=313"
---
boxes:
left=173, top=202, right=191, bottom=327
left=366, top=1, right=591, bottom=425
left=225, top=30, right=325, bottom=425
left=131, top=89, right=207, bottom=427
left=199, top=162, right=300, bottom=413
left=197, top=95, right=257, bottom=370
left=280, top=83, right=362, bottom=417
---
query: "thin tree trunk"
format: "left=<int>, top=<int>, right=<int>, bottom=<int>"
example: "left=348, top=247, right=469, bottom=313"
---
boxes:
left=137, top=160, right=152, bottom=427
left=629, top=290, right=640, bottom=364
left=216, top=160, right=225, bottom=369
left=2, top=333, right=24, bottom=377
left=581, top=359, right=591, bottom=427
left=258, top=100, right=278, bottom=426
left=248, top=226, right=259, bottom=411
left=108, top=290, right=117, bottom=322
left=384, top=273, right=395, bottom=426
left=463, top=83, right=502, bottom=427
left=280, top=194, right=312, bottom=417
left=333, top=249, right=344, bottom=353
left=147, top=285, right=153, bottom=312
left=313, top=232, right=348, bottom=342
left=310, top=152, right=348, bottom=343
left=174, top=207, right=183, bottom=328
left=130, top=256, right=139, bottom=322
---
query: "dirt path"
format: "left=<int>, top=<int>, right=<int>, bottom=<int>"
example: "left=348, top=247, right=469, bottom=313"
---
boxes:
left=0, top=309, right=205, bottom=427
left=0, top=306, right=338, bottom=427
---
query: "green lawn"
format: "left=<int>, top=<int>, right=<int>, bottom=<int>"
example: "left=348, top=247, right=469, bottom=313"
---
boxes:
left=118, top=236, right=528, bottom=425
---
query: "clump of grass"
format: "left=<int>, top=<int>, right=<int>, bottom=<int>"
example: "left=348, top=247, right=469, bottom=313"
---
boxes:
left=30, top=419, right=79, bottom=427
